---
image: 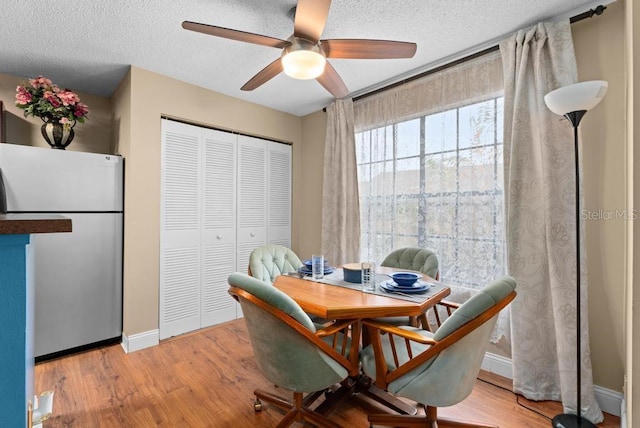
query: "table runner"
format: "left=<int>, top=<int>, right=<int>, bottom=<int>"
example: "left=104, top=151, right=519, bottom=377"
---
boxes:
left=299, top=268, right=448, bottom=303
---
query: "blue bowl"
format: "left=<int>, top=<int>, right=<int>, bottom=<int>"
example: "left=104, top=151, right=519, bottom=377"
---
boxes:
left=390, top=272, right=420, bottom=287
left=342, top=263, right=362, bottom=283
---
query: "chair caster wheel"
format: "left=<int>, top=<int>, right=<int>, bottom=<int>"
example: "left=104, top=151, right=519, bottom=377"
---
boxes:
left=254, top=399, right=262, bottom=412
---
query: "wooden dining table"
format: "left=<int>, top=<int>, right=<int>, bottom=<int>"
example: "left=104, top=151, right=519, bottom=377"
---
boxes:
left=272, top=266, right=451, bottom=415
left=273, top=266, right=449, bottom=320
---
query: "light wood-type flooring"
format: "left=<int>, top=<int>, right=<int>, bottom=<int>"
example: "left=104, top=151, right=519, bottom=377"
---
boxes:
left=35, top=319, right=621, bottom=427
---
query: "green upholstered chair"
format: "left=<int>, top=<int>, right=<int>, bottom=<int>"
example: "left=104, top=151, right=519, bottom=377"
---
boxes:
left=380, top=247, right=440, bottom=280
left=248, top=244, right=331, bottom=324
left=227, top=273, right=358, bottom=428
left=360, top=276, right=516, bottom=428
left=379, top=247, right=442, bottom=328
left=248, top=244, right=304, bottom=284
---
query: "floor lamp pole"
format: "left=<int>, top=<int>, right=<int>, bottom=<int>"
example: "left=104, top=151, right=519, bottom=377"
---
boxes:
left=545, top=79, right=607, bottom=428
left=551, top=110, right=595, bottom=428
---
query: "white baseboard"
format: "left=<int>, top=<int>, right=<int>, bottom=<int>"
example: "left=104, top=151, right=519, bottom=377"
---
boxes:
left=482, top=352, right=623, bottom=417
left=481, top=352, right=513, bottom=379
left=121, top=329, right=159, bottom=353
left=594, top=384, right=624, bottom=419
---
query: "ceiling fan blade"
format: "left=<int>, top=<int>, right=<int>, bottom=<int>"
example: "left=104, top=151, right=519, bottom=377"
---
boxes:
left=321, top=39, right=417, bottom=59
left=316, top=62, right=348, bottom=98
left=182, top=21, right=289, bottom=49
left=294, top=0, right=331, bottom=43
left=241, top=58, right=284, bottom=91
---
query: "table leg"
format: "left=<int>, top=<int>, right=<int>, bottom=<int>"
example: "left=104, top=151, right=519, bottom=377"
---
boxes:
left=348, top=321, right=362, bottom=376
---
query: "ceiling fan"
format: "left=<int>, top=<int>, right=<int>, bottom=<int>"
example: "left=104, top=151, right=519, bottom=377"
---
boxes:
left=182, top=0, right=417, bottom=98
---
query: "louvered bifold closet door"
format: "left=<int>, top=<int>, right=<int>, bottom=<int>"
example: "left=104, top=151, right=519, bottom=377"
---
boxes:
left=236, top=135, right=267, bottom=272
left=201, top=128, right=237, bottom=327
left=267, top=142, right=292, bottom=248
left=160, top=119, right=202, bottom=340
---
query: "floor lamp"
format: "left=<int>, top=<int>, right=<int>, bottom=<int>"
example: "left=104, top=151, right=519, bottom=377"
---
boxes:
left=544, top=80, right=608, bottom=428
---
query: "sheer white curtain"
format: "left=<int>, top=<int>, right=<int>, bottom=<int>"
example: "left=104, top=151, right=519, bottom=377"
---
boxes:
left=500, top=20, right=603, bottom=423
left=321, top=98, right=361, bottom=266
left=354, top=52, right=510, bottom=342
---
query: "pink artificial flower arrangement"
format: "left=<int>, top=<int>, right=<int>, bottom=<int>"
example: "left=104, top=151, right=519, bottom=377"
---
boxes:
left=15, top=76, right=89, bottom=124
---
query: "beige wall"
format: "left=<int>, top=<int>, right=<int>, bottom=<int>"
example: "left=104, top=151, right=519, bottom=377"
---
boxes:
left=0, top=73, right=113, bottom=154
left=572, top=0, right=626, bottom=392
left=297, top=110, right=327, bottom=260
left=112, top=66, right=302, bottom=336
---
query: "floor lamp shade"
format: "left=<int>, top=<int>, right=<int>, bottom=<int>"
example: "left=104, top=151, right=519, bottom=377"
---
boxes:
left=544, top=80, right=608, bottom=116
left=544, top=79, right=607, bottom=428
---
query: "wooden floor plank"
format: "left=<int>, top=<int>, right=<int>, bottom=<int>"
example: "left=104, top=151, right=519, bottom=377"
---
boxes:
left=35, top=319, right=621, bottom=427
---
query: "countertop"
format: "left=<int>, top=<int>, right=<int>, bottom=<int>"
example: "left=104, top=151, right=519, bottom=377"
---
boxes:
left=0, top=213, right=72, bottom=235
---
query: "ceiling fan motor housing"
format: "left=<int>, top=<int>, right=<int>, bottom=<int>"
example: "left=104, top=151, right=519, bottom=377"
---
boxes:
left=281, top=36, right=327, bottom=80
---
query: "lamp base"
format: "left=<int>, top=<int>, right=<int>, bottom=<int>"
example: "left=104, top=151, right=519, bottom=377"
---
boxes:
left=552, top=414, right=597, bottom=428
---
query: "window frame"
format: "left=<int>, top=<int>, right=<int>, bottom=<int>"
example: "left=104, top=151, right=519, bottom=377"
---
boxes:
left=356, top=96, right=505, bottom=289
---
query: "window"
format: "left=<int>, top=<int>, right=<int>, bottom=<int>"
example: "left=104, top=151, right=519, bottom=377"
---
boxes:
left=356, top=96, right=505, bottom=290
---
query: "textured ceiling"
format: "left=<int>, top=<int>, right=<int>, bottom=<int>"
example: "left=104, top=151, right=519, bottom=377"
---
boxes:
left=1, top=0, right=611, bottom=116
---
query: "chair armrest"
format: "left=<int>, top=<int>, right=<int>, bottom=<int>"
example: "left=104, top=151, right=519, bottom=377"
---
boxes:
left=316, top=319, right=358, bottom=337
left=438, top=300, right=459, bottom=309
left=363, top=319, right=436, bottom=345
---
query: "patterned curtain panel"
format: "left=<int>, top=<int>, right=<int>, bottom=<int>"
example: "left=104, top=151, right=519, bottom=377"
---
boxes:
left=321, top=98, right=361, bottom=266
left=353, top=52, right=510, bottom=342
left=500, top=20, right=603, bottom=423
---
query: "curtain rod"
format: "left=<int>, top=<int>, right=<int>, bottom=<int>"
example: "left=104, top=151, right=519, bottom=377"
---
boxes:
left=349, top=5, right=607, bottom=104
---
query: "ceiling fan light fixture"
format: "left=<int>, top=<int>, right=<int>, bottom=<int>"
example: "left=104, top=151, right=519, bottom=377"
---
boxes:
left=282, top=37, right=326, bottom=80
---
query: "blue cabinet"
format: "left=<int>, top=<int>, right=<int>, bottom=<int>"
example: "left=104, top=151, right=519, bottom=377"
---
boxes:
left=0, top=234, right=33, bottom=428
left=0, top=214, right=71, bottom=427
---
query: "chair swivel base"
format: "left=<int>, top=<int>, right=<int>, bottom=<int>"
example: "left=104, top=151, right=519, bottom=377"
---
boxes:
left=254, top=388, right=341, bottom=428
left=368, top=405, right=497, bottom=428
left=356, top=376, right=417, bottom=416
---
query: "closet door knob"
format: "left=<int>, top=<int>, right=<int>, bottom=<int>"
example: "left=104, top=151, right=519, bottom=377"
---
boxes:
left=250, top=232, right=255, bottom=237
left=216, top=235, right=222, bottom=240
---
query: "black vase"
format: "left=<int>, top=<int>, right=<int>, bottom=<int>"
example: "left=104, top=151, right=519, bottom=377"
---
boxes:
left=41, top=120, right=75, bottom=150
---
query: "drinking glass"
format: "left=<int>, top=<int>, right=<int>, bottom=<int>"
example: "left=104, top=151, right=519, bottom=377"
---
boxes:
left=361, top=261, right=376, bottom=293
left=311, top=254, right=325, bottom=280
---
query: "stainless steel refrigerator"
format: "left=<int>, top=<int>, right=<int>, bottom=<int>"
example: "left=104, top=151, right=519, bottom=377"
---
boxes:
left=0, top=144, right=123, bottom=359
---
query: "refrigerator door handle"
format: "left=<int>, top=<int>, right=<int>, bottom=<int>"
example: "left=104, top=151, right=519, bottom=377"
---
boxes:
left=0, top=169, right=7, bottom=214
